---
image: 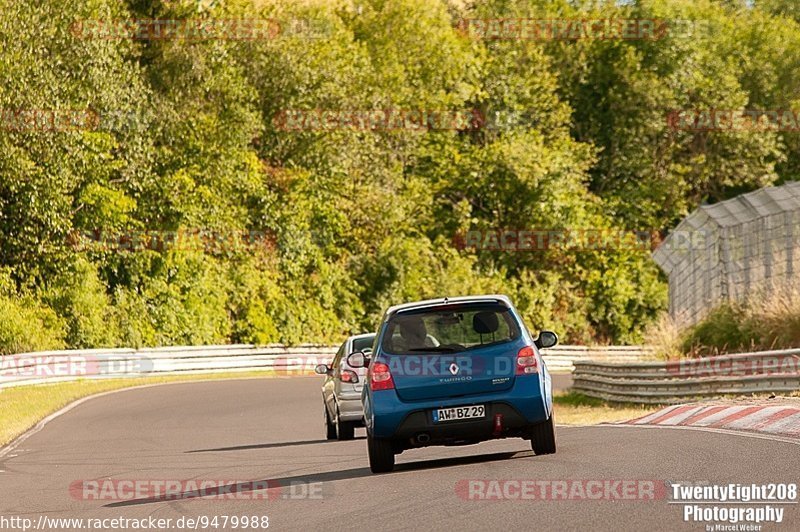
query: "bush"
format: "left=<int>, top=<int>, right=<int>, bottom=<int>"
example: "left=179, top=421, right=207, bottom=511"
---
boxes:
left=109, top=253, right=233, bottom=347
left=0, top=270, right=66, bottom=355
left=676, top=283, right=800, bottom=356
left=0, top=297, right=67, bottom=355
left=40, top=258, right=120, bottom=348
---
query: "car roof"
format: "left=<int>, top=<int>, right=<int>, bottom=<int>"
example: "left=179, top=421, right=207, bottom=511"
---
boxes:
left=348, top=333, right=376, bottom=341
left=385, top=294, right=513, bottom=317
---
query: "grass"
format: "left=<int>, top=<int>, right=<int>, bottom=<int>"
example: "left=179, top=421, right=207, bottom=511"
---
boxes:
left=553, top=391, right=660, bottom=425
left=647, top=282, right=800, bottom=359
left=2, top=375, right=662, bottom=448
left=0, top=371, right=293, bottom=447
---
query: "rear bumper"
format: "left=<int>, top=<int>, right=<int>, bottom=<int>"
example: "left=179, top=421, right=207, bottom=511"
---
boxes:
left=366, top=375, right=550, bottom=439
left=390, top=402, right=533, bottom=445
left=337, top=392, right=364, bottom=422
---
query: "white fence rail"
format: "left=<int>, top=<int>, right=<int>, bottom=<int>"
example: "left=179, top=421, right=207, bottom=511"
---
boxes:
left=8, top=344, right=795, bottom=404
left=0, top=344, right=655, bottom=390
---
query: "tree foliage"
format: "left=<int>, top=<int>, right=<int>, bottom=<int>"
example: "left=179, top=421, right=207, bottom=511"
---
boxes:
left=1, top=0, right=797, bottom=351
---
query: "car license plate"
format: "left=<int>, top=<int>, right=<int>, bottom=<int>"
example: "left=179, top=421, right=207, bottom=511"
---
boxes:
left=432, top=405, right=486, bottom=423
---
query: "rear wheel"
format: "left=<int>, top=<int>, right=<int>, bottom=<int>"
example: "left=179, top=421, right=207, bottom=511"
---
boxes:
left=336, top=411, right=356, bottom=441
left=367, top=433, right=395, bottom=473
left=530, top=413, right=556, bottom=455
left=325, top=406, right=337, bottom=440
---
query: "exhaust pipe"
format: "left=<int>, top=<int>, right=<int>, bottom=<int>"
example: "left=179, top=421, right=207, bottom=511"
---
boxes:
left=416, top=433, right=431, bottom=444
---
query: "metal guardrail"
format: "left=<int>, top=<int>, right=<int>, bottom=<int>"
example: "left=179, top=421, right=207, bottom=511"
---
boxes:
left=0, top=344, right=655, bottom=389
left=540, top=345, right=655, bottom=372
left=572, top=348, right=800, bottom=404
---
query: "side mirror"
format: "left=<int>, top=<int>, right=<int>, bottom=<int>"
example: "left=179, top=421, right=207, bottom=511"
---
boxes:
left=347, top=351, right=370, bottom=368
left=535, top=330, right=558, bottom=349
left=314, top=364, right=331, bottom=375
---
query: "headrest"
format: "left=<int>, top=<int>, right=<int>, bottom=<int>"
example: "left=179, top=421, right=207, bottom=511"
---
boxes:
left=398, top=315, right=427, bottom=341
left=473, top=311, right=499, bottom=335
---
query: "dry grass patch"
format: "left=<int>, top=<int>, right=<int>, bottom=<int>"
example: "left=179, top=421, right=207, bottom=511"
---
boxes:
left=554, top=391, right=660, bottom=425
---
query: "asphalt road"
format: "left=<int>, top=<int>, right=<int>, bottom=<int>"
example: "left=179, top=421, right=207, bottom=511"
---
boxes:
left=1, top=376, right=798, bottom=531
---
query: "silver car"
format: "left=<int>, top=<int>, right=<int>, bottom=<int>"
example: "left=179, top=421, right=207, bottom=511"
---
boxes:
left=315, top=333, right=375, bottom=440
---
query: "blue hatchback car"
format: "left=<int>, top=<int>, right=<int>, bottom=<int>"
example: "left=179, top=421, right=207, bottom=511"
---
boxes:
left=347, top=295, right=558, bottom=473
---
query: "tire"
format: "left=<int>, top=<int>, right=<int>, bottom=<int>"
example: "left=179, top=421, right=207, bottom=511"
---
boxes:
left=367, top=433, right=395, bottom=473
left=325, top=405, right=337, bottom=440
left=530, top=412, right=556, bottom=455
left=336, top=411, right=356, bottom=441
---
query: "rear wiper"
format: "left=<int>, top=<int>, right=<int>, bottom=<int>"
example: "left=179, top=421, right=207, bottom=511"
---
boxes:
left=407, top=346, right=458, bottom=353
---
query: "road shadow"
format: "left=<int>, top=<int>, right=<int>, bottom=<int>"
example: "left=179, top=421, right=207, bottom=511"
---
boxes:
left=186, top=437, right=365, bottom=453
left=105, top=450, right=529, bottom=508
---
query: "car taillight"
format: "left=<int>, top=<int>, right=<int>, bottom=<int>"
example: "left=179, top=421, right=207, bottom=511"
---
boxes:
left=369, top=362, right=395, bottom=391
left=515, top=346, right=539, bottom=375
left=340, top=369, right=359, bottom=383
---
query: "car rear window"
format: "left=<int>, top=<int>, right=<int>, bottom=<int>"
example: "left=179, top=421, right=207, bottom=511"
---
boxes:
left=352, top=336, right=375, bottom=353
left=381, top=303, right=520, bottom=355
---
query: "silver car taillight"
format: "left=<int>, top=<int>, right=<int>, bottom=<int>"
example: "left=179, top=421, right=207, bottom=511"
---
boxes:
left=340, top=369, right=359, bottom=383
